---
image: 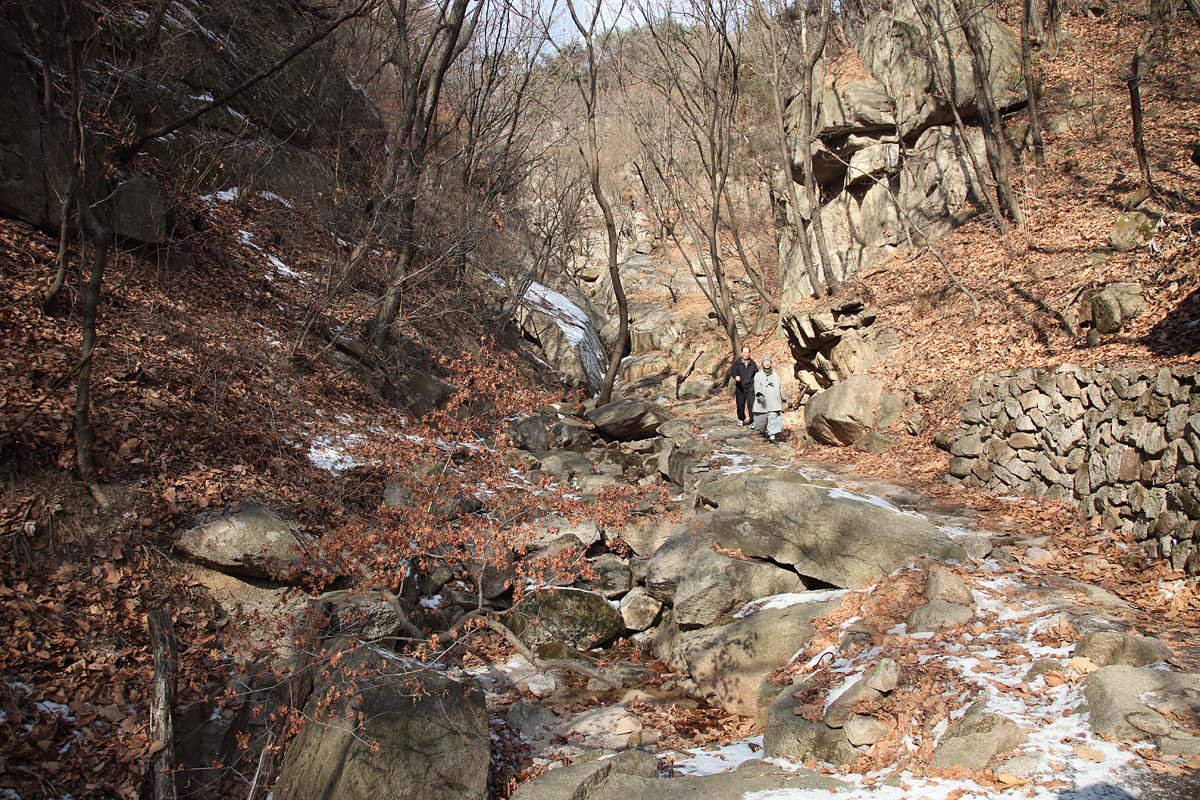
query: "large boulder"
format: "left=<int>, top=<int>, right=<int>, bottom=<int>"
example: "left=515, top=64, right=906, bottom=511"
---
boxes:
left=509, top=414, right=552, bottom=451
left=588, top=399, right=674, bottom=441
left=276, top=641, right=488, bottom=800
left=858, top=0, right=1025, bottom=138
left=673, top=552, right=803, bottom=628
left=764, top=684, right=861, bottom=767
left=1073, top=632, right=1171, bottom=667
left=1082, top=666, right=1200, bottom=743
left=395, top=372, right=458, bottom=417
left=931, top=703, right=1025, bottom=769
left=111, top=173, right=168, bottom=245
left=654, top=598, right=842, bottom=714
left=804, top=375, right=884, bottom=446
left=701, top=470, right=965, bottom=588
left=515, top=281, right=606, bottom=392
left=508, top=588, right=622, bottom=650
left=512, top=756, right=840, bottom=800
left=176, top=506, right=310, bottom=581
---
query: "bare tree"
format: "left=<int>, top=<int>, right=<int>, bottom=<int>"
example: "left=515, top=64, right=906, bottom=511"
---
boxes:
left=751, top=0, right=825, bottom=302
left=628, top=0, right=747, bottom=355
left=1021, top=0, right=1046, bottom=167
left=6, top=0, right=372, bottom=505
left=913, top=0, right=1009, bottom=231
left=558, top=0, right=631, bottom=404
left=951, top=0, right=1023, bottom=225
left=349, top=0, right=484, bottom=350
left=1124, top=0, right=1176, bottom=195
left=790, top=0, right=839, bottom=294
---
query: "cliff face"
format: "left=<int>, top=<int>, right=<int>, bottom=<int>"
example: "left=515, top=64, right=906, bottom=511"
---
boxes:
left=779, top=0, right=1026, bottom=304
left=0, top=0, right=382, bottom=241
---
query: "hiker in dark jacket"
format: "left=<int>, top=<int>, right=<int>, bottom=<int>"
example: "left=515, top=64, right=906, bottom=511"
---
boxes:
left=730, top=345, right=757, bottom=425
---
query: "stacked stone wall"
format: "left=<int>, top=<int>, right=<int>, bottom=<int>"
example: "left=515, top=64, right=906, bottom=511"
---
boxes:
left=949, top=364, right=1200, bottom=574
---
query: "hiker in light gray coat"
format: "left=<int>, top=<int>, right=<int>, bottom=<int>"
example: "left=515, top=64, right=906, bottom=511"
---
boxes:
left=752, top=356, right=786, bottom=443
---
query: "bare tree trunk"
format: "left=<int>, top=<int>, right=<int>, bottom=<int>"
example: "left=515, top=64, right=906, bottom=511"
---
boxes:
left=1021, top=0, right=1046, bottom=167
left=1125, top=0, right=1173, bottom=194
left=1044, top=0, right=1062, bottom=57
left=756, top=1, right=823, bottom=301
left=43, top=183, right=76, bottom=311
left=73, top=223, right=112, bottom=509
left=146, top=610, right=178, bottom=800
left=565, top=0, right=629, bottom=404
left=800, top=0, right=839, bottom=294
left=953, top=0, right=1024, bottom=225
left=721, top=184, right=780, bottom=313
left=593, top=152, right=628, bottom=405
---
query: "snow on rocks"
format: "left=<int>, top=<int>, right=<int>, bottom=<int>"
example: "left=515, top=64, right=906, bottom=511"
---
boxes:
left=517, top=281, right=606, bottom=390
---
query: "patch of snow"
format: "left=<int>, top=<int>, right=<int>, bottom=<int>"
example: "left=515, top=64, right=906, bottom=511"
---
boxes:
left=668, top=736, right=764, bottom=776
left=419, top=594, right=443, bottom=609
left=258, top=190, right=294, bottom=208
left=200, top=186, right=241, bottom=203
left=307, top=433, right=365, bottom=473
left=265, top=252, right=304, bottom=282
left=736, top=590, right=849, bottom=618
left=34, top=701, right=75, bottom=721
left=190, top=92, right=214, bottom=102
left=825, top=487, right=924, bottom=517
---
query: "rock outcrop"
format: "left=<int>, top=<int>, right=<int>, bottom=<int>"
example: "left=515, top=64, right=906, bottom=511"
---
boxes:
left=515, top=281, right=607, bottom=392
left=781, top=297, right=900, bottom=396
left=700, top=471, right=965, bottom=588
left=780, top=0, right=1025, bottom=302
left=276, top=641, right=489, bottom=800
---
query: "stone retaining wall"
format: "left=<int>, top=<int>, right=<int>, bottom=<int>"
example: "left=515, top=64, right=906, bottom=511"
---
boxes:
left=948, top=364, right=1200, bottom=574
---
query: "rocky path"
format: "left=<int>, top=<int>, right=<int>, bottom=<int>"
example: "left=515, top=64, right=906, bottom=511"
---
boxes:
left=504, top=399, right=1200, bottom=799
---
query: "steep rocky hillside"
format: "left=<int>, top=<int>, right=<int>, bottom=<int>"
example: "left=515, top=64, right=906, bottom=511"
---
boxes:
left=2, top=1, right=1199, bottom=800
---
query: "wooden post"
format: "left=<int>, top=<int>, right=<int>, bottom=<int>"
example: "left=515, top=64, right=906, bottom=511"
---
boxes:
left=146, top=609, right=178, bottom=800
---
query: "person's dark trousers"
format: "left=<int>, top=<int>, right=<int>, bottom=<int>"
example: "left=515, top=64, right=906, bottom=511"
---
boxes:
left=735, top=388, right=752, bottom=423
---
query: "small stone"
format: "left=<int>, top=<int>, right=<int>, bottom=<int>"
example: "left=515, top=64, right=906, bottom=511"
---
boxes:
left=908, top=599, right=973, bottom=632
left=1007, top=432, right=1039, bottom=449
left=926, top=565, right=974, bottom=606
left=1022, top=546, right=1054, bottom=565
left=864, top=658, right=901, bottom=693
left=823, top=679, right=883, bottom=729
left=951, top=433, right=986, bottom=457
left=520, top=673, right=559, bottom=698
left=618, top=587, right=663, bottom=632
left=1126, top=711, right=1174, bottom=737
left=844, top=714, right=890, bottom=746
left=948, top=457, right=975, bottom=478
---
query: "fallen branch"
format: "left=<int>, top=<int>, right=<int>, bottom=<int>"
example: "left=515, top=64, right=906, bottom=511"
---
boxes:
left=473, top=616, right=626, bottom=689
left=146, top=609, right=178, bottom=800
